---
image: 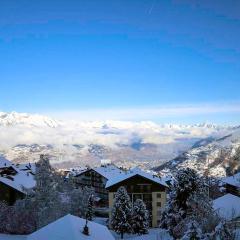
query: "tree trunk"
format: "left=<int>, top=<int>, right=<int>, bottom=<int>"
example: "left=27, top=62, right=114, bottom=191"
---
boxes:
left=121, top=231, right=123, bottom=239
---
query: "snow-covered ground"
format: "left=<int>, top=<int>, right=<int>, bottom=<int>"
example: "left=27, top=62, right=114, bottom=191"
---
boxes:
left=0, top=229, right=172, bottom=240
left=0, top=234, right=26, bottom=240
left=111, top=229, right=172, bottom=240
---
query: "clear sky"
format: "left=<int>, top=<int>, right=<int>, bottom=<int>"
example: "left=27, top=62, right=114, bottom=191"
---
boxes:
left=0, top=0, right=240, bottom=124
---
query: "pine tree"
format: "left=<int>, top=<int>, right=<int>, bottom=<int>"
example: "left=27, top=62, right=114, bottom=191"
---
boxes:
left=33, top=155, right=63, bottom=228
left=110, top=186, right=132, bottom=239
left=86, top=194, right=94, bottom=221
left=160, top=168, right=215, bottom=239
left=181, top=220, right=203, bottom=240
left=212, top=220, right=235, bottom=240
left=132, top=199, right=149, bottom=235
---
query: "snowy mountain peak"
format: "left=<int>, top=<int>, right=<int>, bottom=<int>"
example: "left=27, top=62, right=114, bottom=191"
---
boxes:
left=0, top=111, right=61, bottom=128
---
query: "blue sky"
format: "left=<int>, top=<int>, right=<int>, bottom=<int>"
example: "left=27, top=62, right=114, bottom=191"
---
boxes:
left=0, top=0, right=240, bottom=124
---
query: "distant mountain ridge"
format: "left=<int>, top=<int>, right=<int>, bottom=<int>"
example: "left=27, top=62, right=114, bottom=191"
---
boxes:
left=154, top=127, right=240, bottom=178
left=0, top=111, right=237, bottom=169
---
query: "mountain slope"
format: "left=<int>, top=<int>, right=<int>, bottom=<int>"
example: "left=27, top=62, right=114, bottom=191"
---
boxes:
left=155, top=127, right=240, bottom=178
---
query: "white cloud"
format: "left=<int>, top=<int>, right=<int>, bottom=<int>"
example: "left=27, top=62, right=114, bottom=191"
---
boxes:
left=45, top=102, right=240, bottom=122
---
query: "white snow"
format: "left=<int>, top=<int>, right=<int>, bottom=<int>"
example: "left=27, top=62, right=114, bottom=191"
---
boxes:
left=106, top=168, right=168, bottom=188
left=27, top=214, right=115, bottom=240
left=223, top=172, right=240, bottom=188
left=0, top=155, right=12, bottom=168
left=66, top=166, right=89, bottom=177
left=0, top=234, right=26, bottom=240
left=93, top=165, right=127, bottom=180
left=111, top=228, right=173, bottom=240
left=213, top=194, right=240, bottom=221
left=0, top=156, right=35, bottom=193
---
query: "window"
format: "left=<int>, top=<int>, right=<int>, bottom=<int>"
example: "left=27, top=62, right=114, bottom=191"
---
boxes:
left=157, top=202, right=161, bottom=207
left=157, top=193, right=161, bottom=198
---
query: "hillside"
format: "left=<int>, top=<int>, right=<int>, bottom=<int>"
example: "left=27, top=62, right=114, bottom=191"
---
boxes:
left=155, top=127, right=240, bottom=178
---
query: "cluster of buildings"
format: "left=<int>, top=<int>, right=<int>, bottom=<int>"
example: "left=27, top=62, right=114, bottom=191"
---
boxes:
left=0, top=155, right=240, bottom=239
left=67, top=162, right=168, bottom=227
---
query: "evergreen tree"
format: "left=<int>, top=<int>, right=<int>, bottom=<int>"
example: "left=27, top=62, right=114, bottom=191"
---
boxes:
left=212, top=220, right=235, bottom=240
left=160, top=168, right=216, bottom=239
left=110, top=186, right=132, bottom=239
left=181, top=220, right=203, bottom=240
left=160, top=169, right=200, bottom=233
left=86, top=194, right=94, bottom=221
left=33, top=155, right=63, bottom=228
left=132, top=199, right=149, bottom=235
left=0, top=155, right=93, bottom=234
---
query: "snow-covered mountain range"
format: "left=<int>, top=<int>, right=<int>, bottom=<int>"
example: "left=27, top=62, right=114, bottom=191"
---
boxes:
left=155, top=126, right=240, bottom=178
left=0, top=111, right=238, bottom=170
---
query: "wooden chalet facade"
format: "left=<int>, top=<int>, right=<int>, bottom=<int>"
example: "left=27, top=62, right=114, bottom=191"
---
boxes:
left=75, top=168, right=109, bottom=203
left=106, top=173, right=168, bottom=228
left=0, top=181, right=24, bottom=205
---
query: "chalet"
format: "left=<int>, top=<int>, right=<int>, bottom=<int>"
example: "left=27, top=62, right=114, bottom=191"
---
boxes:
left=74, top=164, right=127, bottom=204
left=223, top=172, right=240, bottom=197
left=0, top=156, right=35, bottom=205
left=105, top=168, right=168, bottom=228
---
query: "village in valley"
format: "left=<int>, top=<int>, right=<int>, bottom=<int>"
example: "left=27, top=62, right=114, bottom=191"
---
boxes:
left=0, top=154, right=239, bottom=239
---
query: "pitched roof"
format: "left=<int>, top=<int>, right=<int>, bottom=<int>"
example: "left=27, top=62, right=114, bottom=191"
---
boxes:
left=93, top=165, right=127, bottom=180
left=27, top=214, right=115, bottom=240
left=0, top=169, right=35, bottom=193
left=213, top=193, right=240, bottom=221
left=105, top=168, right=168, bottom=188
left=223, top=172, right=240, bottom=188
left=0, top=156, right=35, bottom=193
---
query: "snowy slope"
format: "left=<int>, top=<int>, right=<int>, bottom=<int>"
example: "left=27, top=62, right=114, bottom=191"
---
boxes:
left=0, top=111, right=236, bottom=169
left=155, top=127, right=240, bottom=178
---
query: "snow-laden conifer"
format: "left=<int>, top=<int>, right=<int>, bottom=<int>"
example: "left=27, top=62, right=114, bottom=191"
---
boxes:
left=132, top=199, right=149, bottom=235
left=110, top=186, right=132, bottom=239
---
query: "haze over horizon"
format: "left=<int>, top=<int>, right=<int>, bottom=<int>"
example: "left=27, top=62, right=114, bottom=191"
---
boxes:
left=1, top=0, right=240, bottom=124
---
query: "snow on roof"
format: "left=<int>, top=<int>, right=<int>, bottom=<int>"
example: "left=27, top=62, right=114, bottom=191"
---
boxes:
left=0, top=155, right=12, bottom=168
left=67, top=166, right=89, bottom=177
left=213, top=193, right=240, bottom=221
left=15, top=163, right=36, bottom=174
left=93, top=164, right=127, bottom=180
left=0, top=170, right=35, bottom=194
left=106, top=168, right=168, bottom=188
left=27, top=214, right=115, bottom=240
left=0, top=234, right=26, bottom=240
left=223, top=172, right=240, bottom=188
left=0, top=156, right=35, bottom=194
